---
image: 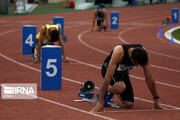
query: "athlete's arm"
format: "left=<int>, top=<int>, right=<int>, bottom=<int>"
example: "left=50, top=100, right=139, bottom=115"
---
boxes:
left=58, top=27, right=69, bottom=63
left=90, top=45, right=123, bottom=112
left=143, top=59, right=163, bottom=110
left=92, top=10, right=97, bottom=31
left=34, top=26, right=45, bottom=64
left=104, top=9, right=109, bottom=30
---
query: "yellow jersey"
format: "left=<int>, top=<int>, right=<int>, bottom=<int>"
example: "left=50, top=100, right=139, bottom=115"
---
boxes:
left=36, top=24, right=60, bottom=41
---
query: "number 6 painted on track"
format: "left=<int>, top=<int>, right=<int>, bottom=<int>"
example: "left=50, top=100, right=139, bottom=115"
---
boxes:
left=46, top=59, right=57, bottom=77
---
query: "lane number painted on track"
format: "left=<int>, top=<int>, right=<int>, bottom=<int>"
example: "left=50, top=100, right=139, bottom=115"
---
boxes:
left=25, top=34, right=34, bottom=46
left=46, top=59, right=57, bottom=77
left=112, top=16, right=118, bottom=25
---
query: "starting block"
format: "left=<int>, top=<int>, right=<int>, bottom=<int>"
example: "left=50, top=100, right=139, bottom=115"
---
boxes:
left=110, top=12, right=119, bottom=29
left=41, top=45, right=62, bottom=90
left=73, top=81, right=120, bottom=108
left=73, top=81, right=96, bottom=103
left=22, top=25, right=36, bottom=55
left=53, top=17, right=67, bottom=42
left=73, top=91, right=95, bottom=103
left=171, top=8, right=179, bottom=24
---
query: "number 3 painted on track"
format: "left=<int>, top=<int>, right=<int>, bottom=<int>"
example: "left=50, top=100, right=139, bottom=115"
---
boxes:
left=46, top=59, right=57, bottom=77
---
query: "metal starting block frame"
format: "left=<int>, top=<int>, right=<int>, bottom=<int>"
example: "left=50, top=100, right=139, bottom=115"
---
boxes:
left=73, top=92, right=120, bottom=108
left=73, top=91, right=95, bottom=103
left=73, top=98, right=96, bottom=103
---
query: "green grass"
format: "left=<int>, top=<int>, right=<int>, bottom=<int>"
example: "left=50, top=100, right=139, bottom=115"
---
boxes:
left=171, top=28, right=180, bottom=41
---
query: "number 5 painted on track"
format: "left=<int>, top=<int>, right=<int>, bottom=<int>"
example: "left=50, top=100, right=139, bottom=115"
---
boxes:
left=46, top=59, right=57, bottom=77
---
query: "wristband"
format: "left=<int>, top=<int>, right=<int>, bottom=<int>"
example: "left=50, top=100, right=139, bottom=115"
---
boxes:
left=153, top=95, right=159, bottom=100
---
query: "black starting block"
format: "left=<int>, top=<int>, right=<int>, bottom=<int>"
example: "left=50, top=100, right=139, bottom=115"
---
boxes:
left=73, top=81, right=96, bottom=103
left=73, top=81, right=120, bottom=108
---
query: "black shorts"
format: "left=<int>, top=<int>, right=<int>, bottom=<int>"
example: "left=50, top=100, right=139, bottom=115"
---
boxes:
left=97, top=19, right=104, bottom=26
left=36, top=39, right=54, bottom=46
left=101, top=65, right=134, bottom=102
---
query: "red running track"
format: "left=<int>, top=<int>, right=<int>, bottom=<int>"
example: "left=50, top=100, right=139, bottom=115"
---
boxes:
left=0, top=3, right=180, bottom=120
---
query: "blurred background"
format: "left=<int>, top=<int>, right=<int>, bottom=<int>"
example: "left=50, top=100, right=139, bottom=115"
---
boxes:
left=0, top=0, right=179, bottom=16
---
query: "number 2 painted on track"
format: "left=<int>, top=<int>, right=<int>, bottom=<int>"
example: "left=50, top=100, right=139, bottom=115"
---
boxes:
left=46, top=59, right=57, bottom=77
left=112, top=17, right=118, bottom=25
left=25, top=34, right=34, bottom=46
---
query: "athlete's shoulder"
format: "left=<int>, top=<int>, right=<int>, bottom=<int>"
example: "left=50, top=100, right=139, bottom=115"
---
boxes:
left=113, top=45, right=123, bottom=54
left=40, top=25, right=46, bottom=33
left=41, top=25, right=46, bottom=29
left=112, top=45, right=124, bottom=63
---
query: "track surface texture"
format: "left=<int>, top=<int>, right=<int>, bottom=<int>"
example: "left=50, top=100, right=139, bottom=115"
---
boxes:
left=0, top=3, right=180, bottom=120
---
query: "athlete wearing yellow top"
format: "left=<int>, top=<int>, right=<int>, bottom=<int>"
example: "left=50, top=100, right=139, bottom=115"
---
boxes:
left=34, top=24, right=69, bottom=63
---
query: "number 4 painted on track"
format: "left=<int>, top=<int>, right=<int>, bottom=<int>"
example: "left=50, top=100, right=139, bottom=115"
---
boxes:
left=25, top=34, right=34, bottom=46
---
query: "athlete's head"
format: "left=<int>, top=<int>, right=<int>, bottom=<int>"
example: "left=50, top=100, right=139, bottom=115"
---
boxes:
left=131, top=47, right=149, bottom=67
left=99, top=3, right=105, bottom=8
left=50, top=29, right=59, bottom=42
left=97, top=10, right=104, bottom=18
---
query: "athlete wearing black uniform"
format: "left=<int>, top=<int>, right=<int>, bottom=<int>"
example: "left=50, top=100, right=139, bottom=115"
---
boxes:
left=96, top=7, right=105, bottom=27
left=92, top=3, right=109, bottom=31
left=91, top=44, right=163, bottom=112
left=102, top=44, right=142, bottom=102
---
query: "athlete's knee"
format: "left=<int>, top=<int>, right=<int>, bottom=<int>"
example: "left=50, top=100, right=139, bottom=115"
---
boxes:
left=123, top=101, right=134, bottom=108
left=113, top=81, right=126, bottom=94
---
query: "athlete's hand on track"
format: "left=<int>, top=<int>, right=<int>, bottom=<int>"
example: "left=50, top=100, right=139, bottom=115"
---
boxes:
left=33, top=58, right=40, bottom=64
left=152, top=99, right=166, bottom=110
left=63, top=58, right=70, bottom=63
left=90, top=102, right=104, bottom=113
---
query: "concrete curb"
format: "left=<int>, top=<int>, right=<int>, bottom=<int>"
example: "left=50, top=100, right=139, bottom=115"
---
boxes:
left=164, top=26, right=180, bottom=44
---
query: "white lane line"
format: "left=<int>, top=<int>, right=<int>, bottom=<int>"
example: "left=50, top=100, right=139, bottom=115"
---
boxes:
left=78, top=28, right=180, bottom=73
left=68, top=57, right=180, bottom=89
left=134, top=97, right=180, bottom=110
left=78, top=29, right=109, bottom=55
left=102, top=108, right=180, bottom=113
left=64, top=77, right=180, bottom=110
left=0, top=29, right=19, bottom=36
left=156, top=27, right=180, bottom=47
left=0, top=54, right=114, bottom=120
left=117, top=26, right=180, bottom=60
left=148, top=49, right=180, bottom=61
left=0, top=53, right=180, bottom=110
